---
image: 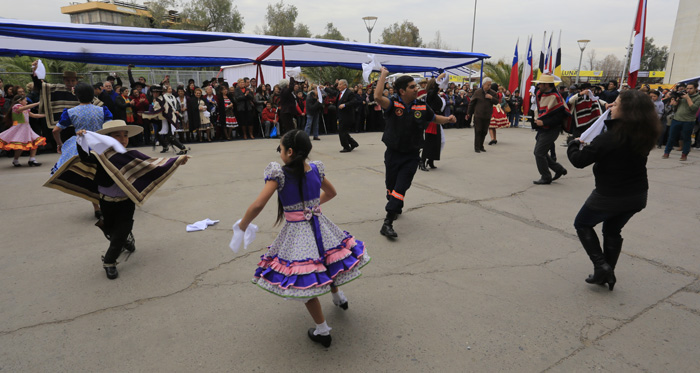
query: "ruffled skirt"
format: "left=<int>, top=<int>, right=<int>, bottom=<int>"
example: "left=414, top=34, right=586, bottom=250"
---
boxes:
left=0, top=123, right=46, bottom=151
left=489, top=105, right=509, bottom=128
left=253, top=215, right=370, bottom=299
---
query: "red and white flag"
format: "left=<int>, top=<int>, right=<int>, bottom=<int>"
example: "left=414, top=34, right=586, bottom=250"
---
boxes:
left=508, top=39, right=519, bottom=94
left=628, top=0, right=647, bottom=88
left=520, top=36, right=534, bottom=116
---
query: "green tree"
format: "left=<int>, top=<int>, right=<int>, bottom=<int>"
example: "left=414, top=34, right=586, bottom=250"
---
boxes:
left=122, top=0, right=175, bottom=29
left=260, top=1, right=311, bottom=37
left=640, top=37, right=668, bottom=71
left=315, top=23, right=347, bottom=41
left=304, top=24, right=361, bottom=85
left=181, top=0, right=244, bottom=33
left=379, top=21, right=422, bottom=47
left=425, top=31, right=450, bottom=50
left=483, top=59, right=512, bottom=88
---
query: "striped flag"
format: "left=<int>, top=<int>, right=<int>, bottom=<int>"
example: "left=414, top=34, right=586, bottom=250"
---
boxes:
left=538, top=31, right=547, bottom=78
left=508, top=39, right=519, bottom=94
left=628, top=0, right=647, bottom=88
left=545, top=33, right=553, bottom=73
left=554, top=30, right=562, bottom=77
left=520, top=36, right=534, bottom=116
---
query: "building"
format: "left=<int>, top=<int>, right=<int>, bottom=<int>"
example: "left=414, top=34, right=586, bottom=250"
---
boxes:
left=664, top=0, right=700, bottom=83
left=61, top=0, right=179, bottom=27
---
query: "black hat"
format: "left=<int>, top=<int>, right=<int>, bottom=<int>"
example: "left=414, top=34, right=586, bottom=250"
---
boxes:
left=150, top=85, right=163, bottom=93
left=579, top=82, right=592, bottom=90
left=106, top=75, right=116, bottom=81
left=132, top=81, right=145, bottom=89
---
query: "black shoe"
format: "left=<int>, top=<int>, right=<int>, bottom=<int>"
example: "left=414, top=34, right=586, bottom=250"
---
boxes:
left=552, top=168, right=567, bottom=181
left=307, top=328, right=332, bottom=347
left=313, top=137, right=321, bottom=141
left=488, top=140, right=496, bottom=145
left=94, top=210, right=103, bottom=220
left=160, top=148, right=169, bottom=153
left=176, top=147, right=189, bottom=155
left=480, top=147, right=486, bottom=152
left=28, top=160, right=42, bottom=166
left=12, top=162, right=22, bottom=167
left=428, top=160, right=436, bottom=169
left=351, top=143, right=359, bottom=150
left=533, top=178, right=552, bottom=185
left=337, top=301, right=348, bottom=310
left=103, top=264, right=119, bottom=280
left=474, top=149, right=481, bottom=153
left=339, top=148, right=352, bottom=153
left=380, top=222, right=398, bottom=238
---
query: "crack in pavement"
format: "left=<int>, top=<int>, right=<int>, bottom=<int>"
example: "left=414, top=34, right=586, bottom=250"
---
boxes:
left=0, top=248, right=262, bottom=337
left=542, top=281, right=697, bottom=372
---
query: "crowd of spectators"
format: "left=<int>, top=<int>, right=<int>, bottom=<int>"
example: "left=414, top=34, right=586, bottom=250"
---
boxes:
left=1, top=68, right=698, bottom=158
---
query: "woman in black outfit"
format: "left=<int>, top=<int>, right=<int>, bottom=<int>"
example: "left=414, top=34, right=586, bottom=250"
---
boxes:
left=420, top=75, right=445, bottom=171
left=567, top=89, right=661, bottom=291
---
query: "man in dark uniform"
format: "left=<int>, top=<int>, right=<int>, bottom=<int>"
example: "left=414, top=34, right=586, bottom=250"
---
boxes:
left=374, top=67, right=456, bottom=238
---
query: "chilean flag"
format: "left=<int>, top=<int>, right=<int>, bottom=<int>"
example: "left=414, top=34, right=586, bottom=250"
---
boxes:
left=520, top=36, right=534, bottom=116
left=628, top=0, right=647, bottom=89
left=508, top=39, right=519, bottom=94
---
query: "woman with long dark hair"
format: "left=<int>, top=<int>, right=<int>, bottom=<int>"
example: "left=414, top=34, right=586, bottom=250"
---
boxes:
left=567, top=89, right=661, bottom=291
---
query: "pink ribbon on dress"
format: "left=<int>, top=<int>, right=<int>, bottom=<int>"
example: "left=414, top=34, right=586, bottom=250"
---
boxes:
left=285, top=206, right=322, bottom=222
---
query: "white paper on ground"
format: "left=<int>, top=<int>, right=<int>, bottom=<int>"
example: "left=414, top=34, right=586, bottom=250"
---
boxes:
left=186, top=218, right=220, bottom=232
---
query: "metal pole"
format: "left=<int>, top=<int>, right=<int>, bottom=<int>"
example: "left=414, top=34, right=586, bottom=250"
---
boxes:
left=368, top=30, right=371, bottom=44
left=576, top=49, right=584, bottom=84
left=468, top=0, right=477, bottom=84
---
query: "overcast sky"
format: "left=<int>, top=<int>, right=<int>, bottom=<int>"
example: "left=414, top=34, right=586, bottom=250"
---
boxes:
left=3, top=0, right=680, bottom=71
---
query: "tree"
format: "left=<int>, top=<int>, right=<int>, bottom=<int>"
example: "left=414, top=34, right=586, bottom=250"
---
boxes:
left=181, top=0, right=244, bottom=33
left=304, top=24, right=360, bottom=85
left=425, top=31, right=450, bottom=50
left=585, top=49, right=597, bottom=71
left=595, top=54, right=624, bottom=83
left=640, top=37, right=668, bottom=71
left=123, top=0, right=177, bottom=29
left=379, top=21, right=422, bottom=47
left=483, top=59, right=512, bottom=88
left=260, top=1, right=311, bottom=37
left=315, top=23, right=347, bottom=41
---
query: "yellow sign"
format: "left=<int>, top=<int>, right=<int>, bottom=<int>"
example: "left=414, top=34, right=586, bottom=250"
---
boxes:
left=449, top=76, right=470, bottom=83
left=561, top=70, right=604, bottom=77
left=648, top=71, right=665, bottom=78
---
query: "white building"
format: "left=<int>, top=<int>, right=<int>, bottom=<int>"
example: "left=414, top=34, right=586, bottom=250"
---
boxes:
left=664, top=0, right=700, bottom=83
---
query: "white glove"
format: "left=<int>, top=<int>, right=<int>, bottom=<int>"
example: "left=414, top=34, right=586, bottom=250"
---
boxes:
left=230, top=219, right=258, bottom=253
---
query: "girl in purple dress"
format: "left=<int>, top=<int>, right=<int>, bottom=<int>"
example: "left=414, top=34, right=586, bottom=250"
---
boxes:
left=237, top=129, right=370, bottom=348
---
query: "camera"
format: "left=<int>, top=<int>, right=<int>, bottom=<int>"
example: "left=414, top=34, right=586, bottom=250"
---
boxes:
left=669, top=90, right=686, bottom=99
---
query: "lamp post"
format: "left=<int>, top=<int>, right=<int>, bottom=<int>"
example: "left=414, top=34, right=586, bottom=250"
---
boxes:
left=362, top=16, right=378, bottom=43
left=576, top=39, right=590, bottom=85
left=468, top=0, right=477, bottom=87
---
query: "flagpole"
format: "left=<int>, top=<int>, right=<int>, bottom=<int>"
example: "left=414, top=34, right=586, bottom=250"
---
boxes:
left=620, top=0, right=641, bottom=86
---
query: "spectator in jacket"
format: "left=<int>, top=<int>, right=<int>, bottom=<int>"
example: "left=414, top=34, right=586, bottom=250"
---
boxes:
left=305, top=89, right=323, bottom=140
left=261, top=102, right=279, bottom=138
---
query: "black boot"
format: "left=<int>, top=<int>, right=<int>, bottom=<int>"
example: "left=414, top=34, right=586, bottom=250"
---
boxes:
left=418, top=158, right=429, bottom=172
left=103, top=262, right=118, bottom=280
left=577, top=227, right=614, bottom=290
left=427, top=160, right=437, bottom=169
left=380, top=212, right=398, bottom=238
left=602, top=235, right=623, bottom=290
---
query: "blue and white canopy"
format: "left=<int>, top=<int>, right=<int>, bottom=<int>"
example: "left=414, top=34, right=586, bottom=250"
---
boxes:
left=0, top=19, right=489, bottom=73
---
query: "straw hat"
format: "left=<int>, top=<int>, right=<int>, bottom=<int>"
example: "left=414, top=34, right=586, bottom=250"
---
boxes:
left=533, top=74, right=560, bottom=85
left=97, top=120, right=143, bottom=137
left=62, top=71, right=81, bottom=80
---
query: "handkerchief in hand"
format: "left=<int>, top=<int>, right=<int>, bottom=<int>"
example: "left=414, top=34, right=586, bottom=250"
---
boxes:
left=362, top=54, right=382, bottom=83
left=77, top=131, right=128, bottom=155
left=579, top=109, right=610, bottom=147
left=36, top=60, right=47, bottom=80
left=230, top=219, right=258, bottom=253
left=286, top=67, right=302, bottom=79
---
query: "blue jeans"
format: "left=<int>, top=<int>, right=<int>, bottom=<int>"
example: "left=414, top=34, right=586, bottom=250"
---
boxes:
left=574, top=204, right=640, bottom=238
left=664, top=119, right=695, bottom=155
left=304, top=113, right=319, bottom=138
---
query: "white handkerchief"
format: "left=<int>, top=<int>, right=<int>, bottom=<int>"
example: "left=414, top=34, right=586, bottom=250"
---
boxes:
left=361, top=54, right=382, bottom=83
left=286, top=67, right=302, bottom=79
left=579, top=109, right=610, bottom=146
left=437, top=74, right=449, bottom=90
left=76, top=131, right=128, bottom=155
left=35, top=60, right=47, bottom=80
left=230, top=219, right=258, bottom=253
left=186, top=218, right=220, bottom=232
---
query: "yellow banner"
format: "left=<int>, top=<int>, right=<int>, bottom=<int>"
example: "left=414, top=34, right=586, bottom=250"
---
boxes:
left=561, top=70, right=604, bottom=77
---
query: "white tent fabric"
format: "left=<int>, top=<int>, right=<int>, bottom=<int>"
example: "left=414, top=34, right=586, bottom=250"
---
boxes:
left=221, top=63, right=284, bottom=86
left=0, top=19, right=489, bottom=73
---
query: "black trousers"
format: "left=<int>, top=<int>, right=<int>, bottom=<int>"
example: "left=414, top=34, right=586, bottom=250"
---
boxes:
left=100, top=198, right=135, bottom=264
left=473, top=116, right=490, bottom=150
left=384, top=149, right=420, bottom=214
left=533, top=129, right=565, bottom=180
left=338, top=119, right=358, bottom=150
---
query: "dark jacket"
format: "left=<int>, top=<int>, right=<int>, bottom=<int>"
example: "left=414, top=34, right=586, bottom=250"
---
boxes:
left=98, top=90, right=117, bottom=117
left=306, top=94, right=323, bottom=116
left=113, top=95, right=129, bottom=122
left=233, top=87, right=254, bottom=112
left=467, top=88, right=498, bottom=119
left=336, top=88, right=359, bottom=125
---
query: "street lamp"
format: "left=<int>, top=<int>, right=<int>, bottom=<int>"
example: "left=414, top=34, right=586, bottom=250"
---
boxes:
left=576, top=39, right=590, bottom=85
left=362, top=16, right=378, bottom=43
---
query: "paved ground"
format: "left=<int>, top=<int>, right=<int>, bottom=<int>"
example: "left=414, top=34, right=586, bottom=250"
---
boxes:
left=1, top=125, right=698, bottom=372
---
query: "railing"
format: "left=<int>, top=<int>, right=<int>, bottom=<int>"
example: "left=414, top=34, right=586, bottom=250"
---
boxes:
left=1, top=69, right=220, bottom=89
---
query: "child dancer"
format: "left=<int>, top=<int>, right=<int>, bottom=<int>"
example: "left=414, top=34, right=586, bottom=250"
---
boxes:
left=75, top=120, right=188, bottom=279
left=0, top=95, right=46, bottom=167
left=236, top=129, right=370, bottom=347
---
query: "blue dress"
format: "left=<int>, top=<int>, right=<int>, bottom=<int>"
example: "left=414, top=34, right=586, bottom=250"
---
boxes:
left=253, top=161, right=370, bottom=299
left=51, top=105, right=112, bottom=174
